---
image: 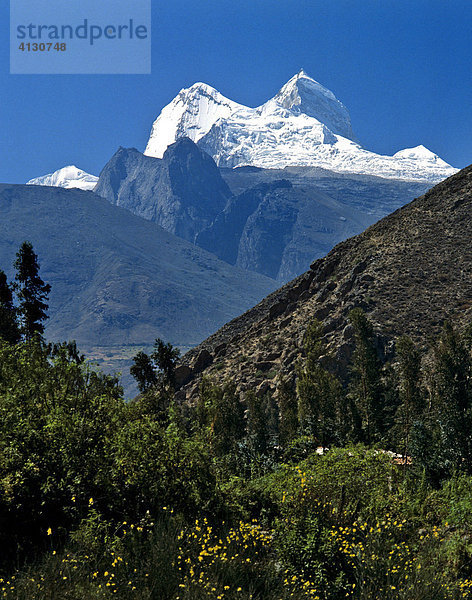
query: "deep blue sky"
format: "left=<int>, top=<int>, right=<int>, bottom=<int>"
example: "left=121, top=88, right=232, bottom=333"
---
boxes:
left=1, top=0, right=471, bottom=183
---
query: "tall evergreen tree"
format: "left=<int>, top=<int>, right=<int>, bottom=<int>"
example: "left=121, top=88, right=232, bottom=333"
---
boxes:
left=297, top=367, right=344, bottom=446
left=433, top=322, right=472, bottom=472
left=348, top=308, right=385, bottom=444
left=211, top=382, right=246, bottom=457
left=297, top=319, right=345, bottom=446
left=194, top=378, right=246, bottom=459
left=395, top=335, right=425, bottom=458
left=0, top=270, right=20, bottom=344
left=278, top=378, right=299, bottom=447
left=261, top=391, right=280, bottom=449
left=246, top=390, right=272, bottom=455
left=14, top=242, right=51, bottom=340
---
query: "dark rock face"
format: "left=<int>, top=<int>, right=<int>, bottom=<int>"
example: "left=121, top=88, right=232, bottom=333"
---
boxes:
left=192, top=349, right=213, bottom=373
left=177, top=164, right=472, bottom=399
left=94, top=138, right=231, bottom=244
left=174, top=365, right=193, bottom=387
left=215, top=166, right=431, bottom=281
left=196, top=178, right=380, bottom=281
left=96, top=142, right=430, bottom=283
left=196, top=180, right=296, bottom=277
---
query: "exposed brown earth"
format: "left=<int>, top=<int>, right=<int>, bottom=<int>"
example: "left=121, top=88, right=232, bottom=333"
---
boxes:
left=176, top=164, right=472, bottom=400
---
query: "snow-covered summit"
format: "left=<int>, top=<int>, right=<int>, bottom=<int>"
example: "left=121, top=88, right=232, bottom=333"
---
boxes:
left=144, top=82, right=245, bottom=159
left=393, top=145, right=449, bottom=164
left=27, top=165, right=98, bottom=191
left=263, top=69, right=355, bottom=140
left=144, top=71, right=457, bottom=183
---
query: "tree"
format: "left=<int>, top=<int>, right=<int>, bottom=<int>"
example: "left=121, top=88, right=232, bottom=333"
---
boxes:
left=151, top=338, right=180, bottom=387
left=348, top=308, right=386, bottom=444
left=296, top=319, right=345, bottom=446
left=246, top=390, right=269, bottom=455
left=14, top=242, right=51, bottom=340
left=394, top=335, right=425, bottom=458
left=432, top=322, right=472, bottom=472
left=210, top=381, right=246, bottom=457
left=130, top=339, right=181, bottom=423
left=130, top=351, right=158, bottom=393
left=278, top=378, right=299, bottom=448
left=244, top=389, right=280, bottom=457
left=130, top=338, right=180, bottom=392
left=0, top=270, right=20, bottom=344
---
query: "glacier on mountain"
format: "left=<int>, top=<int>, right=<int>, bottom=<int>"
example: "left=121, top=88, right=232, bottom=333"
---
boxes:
left=144, top=70, right=456, bottom=183
left=145, top=82, right=245, bottom=160
left=27, top=165, right=98, bottom=191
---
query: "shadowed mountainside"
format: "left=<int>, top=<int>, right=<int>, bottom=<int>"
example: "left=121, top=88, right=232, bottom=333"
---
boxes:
left=0, top=184, right=277, bottom=394
left=94, top=138, right=231, bottom=244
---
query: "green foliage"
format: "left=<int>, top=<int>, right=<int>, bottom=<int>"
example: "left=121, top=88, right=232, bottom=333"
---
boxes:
left=0, top=337, right=123, bottom=567
left=348, top=308, right=387, bottom=444
left=151, top=338, right=180, bottom=386
left=297, top=319, right=346, bottom=446
left=246, top=390, right=279, bottom=457
left=0, top=336, right=220, bottom=575
left=131, top=338, right=180, bottom=394
left=130, top=351, right=157, bottom=392
left=2, top=262, right=472, bottom=598
left=303, top=318, right=325, bottom=362
left=0, top=241, right=51, bottom=345
left=394, top=335, right=425, bottom=457
left=297, top=366, right=345, bottom=446
left=213, top=382, right=246, bottom=457
left=277, top=378, right=299, bottom=447
left=433, top=322, right=472, bottom=472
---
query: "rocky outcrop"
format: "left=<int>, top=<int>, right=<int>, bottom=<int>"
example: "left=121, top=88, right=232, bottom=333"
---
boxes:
left=94, top=138, right=231, bottom=244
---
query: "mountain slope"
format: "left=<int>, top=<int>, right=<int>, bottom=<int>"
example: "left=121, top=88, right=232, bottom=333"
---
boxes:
left=220, top=165, right=430, bottom=220
left=145, top=70, right=456, bottom=183
left=27, top=166, right=98, bottom=190
left=94, top=139, right=231, bottom=243
left=0, top=184, right=277, bottom=391
left=176, top=164, right=472, bottom=397
left=195, top=178, right=376, bottom=280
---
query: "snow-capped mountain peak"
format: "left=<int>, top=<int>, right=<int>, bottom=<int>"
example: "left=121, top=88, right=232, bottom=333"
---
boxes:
left=142, top=71, right=457, bottom=183
left=393, top=145, right=450, bottom=165
left=273, top=69, right=339, bottom=106
left=263, top=70, right=355, bottom=140
left=144, top=82, right=245, bottom=159
left=27, top=165, right=98, bottom=191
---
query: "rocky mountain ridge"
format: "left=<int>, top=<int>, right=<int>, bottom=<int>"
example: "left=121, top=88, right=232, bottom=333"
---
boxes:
left=94, top=139, right=231, bottom=244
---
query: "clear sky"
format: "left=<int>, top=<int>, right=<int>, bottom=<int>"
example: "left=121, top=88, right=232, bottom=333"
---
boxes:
left=1, top=0, right=471, bottom=183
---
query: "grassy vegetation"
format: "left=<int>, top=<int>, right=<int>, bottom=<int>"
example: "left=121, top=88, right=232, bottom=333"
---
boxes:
left=1, top=247, right=472, bottom=599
